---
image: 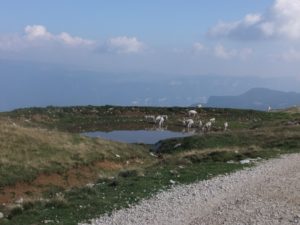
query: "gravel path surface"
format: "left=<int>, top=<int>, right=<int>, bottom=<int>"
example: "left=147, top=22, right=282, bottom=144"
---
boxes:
left=80, top=154, right=300, bottom=225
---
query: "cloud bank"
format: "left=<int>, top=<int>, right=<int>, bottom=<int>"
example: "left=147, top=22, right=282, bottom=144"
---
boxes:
left=107, top=36, right=144, bottom=53
left=0, top=25, right=144, bottom=54
left=208, top=0, right=300, bottom=41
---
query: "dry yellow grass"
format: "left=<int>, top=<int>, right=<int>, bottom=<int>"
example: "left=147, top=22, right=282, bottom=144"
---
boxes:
left=0, top=118, right=152, bottom=186
left=278, top=106, right=300, bottom=113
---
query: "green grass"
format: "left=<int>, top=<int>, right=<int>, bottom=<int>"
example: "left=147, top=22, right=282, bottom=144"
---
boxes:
left=3, top=105, right=295, bottom=132
left=0, top=106, right=300, bottom=225
left=155, top=126, right=300, bottom=154
left=0, top=161, right=246, bottom=225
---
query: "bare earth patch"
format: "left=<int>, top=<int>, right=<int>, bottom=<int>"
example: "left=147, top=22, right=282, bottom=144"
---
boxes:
left=0, top=160, right=125, bottom=205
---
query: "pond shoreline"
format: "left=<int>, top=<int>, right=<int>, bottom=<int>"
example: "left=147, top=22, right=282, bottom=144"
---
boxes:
left=82, top=129, right=195, bottom=144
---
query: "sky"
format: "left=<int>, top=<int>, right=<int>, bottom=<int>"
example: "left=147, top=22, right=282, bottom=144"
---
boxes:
left=1, top=0, right=300, bottom=110
left=3, top=0, right=300, bottom=78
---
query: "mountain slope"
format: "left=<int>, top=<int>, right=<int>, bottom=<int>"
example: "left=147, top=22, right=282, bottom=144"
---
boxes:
left=206, top=88, right=300, bottom=110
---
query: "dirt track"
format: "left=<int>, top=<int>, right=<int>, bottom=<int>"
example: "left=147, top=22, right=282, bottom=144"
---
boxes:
left=81, top=154, right=300, bottom=225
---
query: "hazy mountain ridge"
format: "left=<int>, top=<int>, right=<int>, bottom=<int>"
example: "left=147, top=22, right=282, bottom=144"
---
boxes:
left=1, top=60, right=300, bottom=111
left=206, top=88, right=300, bottom=110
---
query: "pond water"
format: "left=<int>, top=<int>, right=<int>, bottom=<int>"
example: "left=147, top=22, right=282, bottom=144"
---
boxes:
left=82, top=129, right=193, bottom=144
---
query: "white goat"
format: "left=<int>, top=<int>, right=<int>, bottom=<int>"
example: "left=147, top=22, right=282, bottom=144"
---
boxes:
left=184, top=119, right=194, bottom=128
left=161, top=115, right=168, bottom=120
left=155, top=115, right=162, bottom=122
left=224, top=121, right=229, bottom=131
left=209, top=118, right=216, bottom=123
left=203, top=121, right=212, bottom=132
left=158, top=117, right=165, bottom=128
left=188, top=110, right=197, bottom=117
left=198, top=120, right=203, bottom=128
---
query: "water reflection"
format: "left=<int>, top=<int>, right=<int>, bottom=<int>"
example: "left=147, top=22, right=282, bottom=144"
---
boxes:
left=82, top=128, right=194, bottom=144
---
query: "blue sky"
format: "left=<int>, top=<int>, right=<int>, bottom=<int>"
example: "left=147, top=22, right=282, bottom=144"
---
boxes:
left=1, top=0, right=300, bottom=78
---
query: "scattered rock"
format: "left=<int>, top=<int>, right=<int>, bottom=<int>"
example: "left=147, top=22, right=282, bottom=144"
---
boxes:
left=240, top=159, right=251, bottom=164
left=174, top=143, right=182, bottom=148
left=169, top=179, right=176, bottom=185
left=86, top=183, right=95, bottom=188
left=150, top=152, right=157, bottom=157
left=79, top=154, right=300, bottom=225
left=15, top=197, right=24, bottom=204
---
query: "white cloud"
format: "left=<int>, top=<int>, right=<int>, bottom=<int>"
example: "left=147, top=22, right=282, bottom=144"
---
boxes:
left=273, top=0, right=300, bottom=39
left=214, top=44, right=236, bottom=59
left=276, top=48, right=300, bottom=61
left=193, top=42, right=205, bottom=52
left=214, top=44, right=253, bottom=60
left=25, top=25, right=52, bottom=40
left=244, top=14, right=262, bottom=25
left=239, top=48, right=253, bottom=59
left=24, top=25, right=94, bottom=46
left=208, top=0, right=300, bottom=40
left=0, top=35, right=25, bottom=51
left=0, top=25, right=95, bottom=51
left=107, top=36, right=144, bottom=53
left=0, top=26, right=145, bottom=55
left=131, top=100, right=139, bottom=105
left=158, top=97, right=167, bottom=103
left=58, top=32, right=94, bottom=46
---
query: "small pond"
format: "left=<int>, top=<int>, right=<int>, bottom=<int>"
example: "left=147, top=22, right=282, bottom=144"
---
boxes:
left=82, top=130, right=194, bottom=144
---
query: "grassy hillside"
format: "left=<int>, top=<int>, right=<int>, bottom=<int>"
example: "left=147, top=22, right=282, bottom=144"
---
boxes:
left=2, top=105, right=293, bottom=132
left=0, top=106, right=299, bottom=225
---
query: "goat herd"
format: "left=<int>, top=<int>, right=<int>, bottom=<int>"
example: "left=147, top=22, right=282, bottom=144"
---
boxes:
left=144, top=109, right=229, bottom=133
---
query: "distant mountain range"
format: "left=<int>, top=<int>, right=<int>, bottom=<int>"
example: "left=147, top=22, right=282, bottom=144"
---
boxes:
left=1, top=60, right=300, bottom=112
left=205, top=88, right=300, bottom=111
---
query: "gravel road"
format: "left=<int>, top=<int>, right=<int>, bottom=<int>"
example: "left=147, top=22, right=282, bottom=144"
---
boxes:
left=80, top=154, right=300, bottom=225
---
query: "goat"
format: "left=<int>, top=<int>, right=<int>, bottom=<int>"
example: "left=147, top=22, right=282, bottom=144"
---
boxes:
left=209, top=118, right=216, bottom=123
left=224, top=121, right=229, bottom=131
left=198, top=120, right=203, bottom=128
left=203, top=121, right=212, bottom=132
left=188, top=110, right=197, bottom=117
left=158, top=117, right=165, bottom=128
left=161, top=115, right=168, bottom=120
left=184, top=118, right=194, bottom=128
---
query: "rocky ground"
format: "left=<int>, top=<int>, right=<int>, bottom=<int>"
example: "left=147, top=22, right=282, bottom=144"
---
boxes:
left=80, top=154, right=300, bottom=225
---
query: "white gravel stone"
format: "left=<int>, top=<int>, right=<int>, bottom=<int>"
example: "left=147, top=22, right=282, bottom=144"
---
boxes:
left=79, top=154, right=300, bottom=225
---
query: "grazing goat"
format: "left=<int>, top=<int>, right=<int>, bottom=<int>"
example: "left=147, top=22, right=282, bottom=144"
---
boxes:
left=161, top=115, right=168, bottom=120
left=188, top=110, right=197, bottom=117
left=209, top=118, right=216, bottom=123
left=268, top=106, right=272, bottom=112
left=198, top=120, right=203, bottom=128
left=158, top=117, right=165, bottom=128
left=184, top=118, right=194, bottom=128
left=224, top=121, right=229, bottom=131
left=203, top=121, right=212, bottom=132
left=155, top=115, right=162, bottom=122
